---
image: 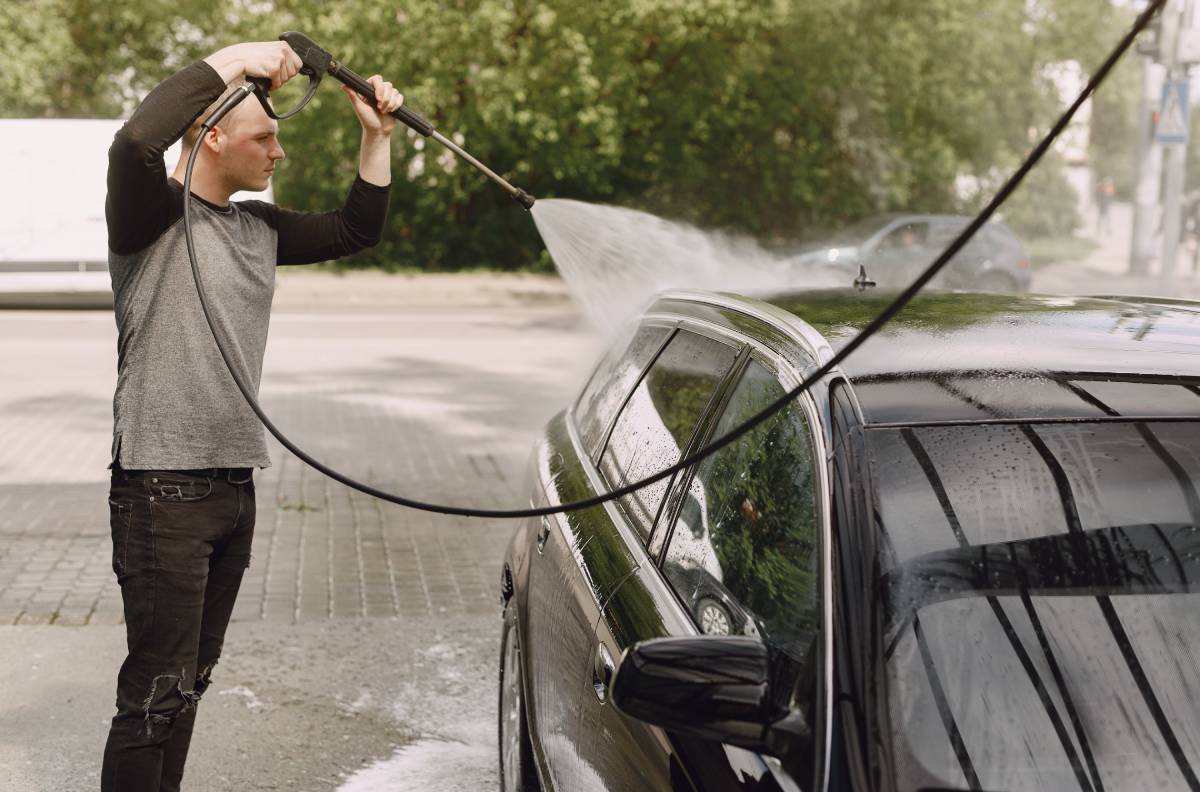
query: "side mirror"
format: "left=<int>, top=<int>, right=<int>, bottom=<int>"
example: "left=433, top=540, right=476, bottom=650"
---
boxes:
left=610, top=636, right=810, bottom=757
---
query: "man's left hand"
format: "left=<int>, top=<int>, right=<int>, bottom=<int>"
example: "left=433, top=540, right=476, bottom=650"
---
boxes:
left=343, top=76, right=403, bottom=136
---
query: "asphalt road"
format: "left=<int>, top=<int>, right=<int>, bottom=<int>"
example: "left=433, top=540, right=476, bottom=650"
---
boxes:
left=0, top=276, right=598, bottom=791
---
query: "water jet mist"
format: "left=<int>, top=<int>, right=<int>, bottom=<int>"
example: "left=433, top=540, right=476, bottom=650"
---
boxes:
left=530, top=199, right=841, bottom=331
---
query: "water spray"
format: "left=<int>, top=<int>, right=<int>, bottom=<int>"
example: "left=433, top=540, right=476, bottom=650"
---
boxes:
left=187, top=6, right=1164, bottom=519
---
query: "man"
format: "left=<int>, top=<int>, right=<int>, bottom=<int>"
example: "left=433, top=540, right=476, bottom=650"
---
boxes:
left=102, top=40, right=403, bottom=791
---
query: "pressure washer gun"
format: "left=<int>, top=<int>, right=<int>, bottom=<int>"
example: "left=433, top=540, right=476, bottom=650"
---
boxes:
left=242, top=31, right=536, bottom=210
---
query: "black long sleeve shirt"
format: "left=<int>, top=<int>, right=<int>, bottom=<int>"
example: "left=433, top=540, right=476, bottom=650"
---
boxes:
left=105, top=60, right=391, bottom=470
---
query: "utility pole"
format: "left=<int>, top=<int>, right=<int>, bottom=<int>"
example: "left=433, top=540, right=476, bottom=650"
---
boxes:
left=1159, top=0, right=1197, bottom=294
left=1130, top=55, right=1164, bottom=276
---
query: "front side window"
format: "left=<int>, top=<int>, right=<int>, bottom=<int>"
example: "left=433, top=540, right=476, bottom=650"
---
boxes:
left=878, top=221, right=930, bottom=250
left=661, top=359, right=820, bottom=664
left=599, top=330, right=739, bottom=539
left=871, top=421, right=1200, bottom=792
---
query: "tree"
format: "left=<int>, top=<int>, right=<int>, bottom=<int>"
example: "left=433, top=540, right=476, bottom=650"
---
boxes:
left=0, top=1, right=236, bottom=118
left=1089, top=7, right=1140, bottom=200
left=1, top=0, right=1139, bottom=268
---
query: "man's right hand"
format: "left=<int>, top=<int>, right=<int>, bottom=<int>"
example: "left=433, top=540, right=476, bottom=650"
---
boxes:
left=204, top=42, right=303, bottom=89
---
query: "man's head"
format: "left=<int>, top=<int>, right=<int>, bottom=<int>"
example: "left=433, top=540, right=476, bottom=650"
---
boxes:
left=180, top=81, right=285, bottom=198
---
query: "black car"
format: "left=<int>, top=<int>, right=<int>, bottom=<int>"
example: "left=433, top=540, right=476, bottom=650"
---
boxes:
left=788, top=214, right=1032, bottom=292
left=500, top=288, right=1200, bottom=792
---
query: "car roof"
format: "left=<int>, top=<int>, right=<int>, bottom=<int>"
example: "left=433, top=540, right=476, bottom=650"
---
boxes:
left=654, top=289, right=1200, bottom=425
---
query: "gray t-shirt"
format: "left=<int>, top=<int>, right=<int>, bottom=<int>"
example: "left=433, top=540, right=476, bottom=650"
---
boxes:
left=106, top=61, right=389, bottom=470
left=109, top=198, right=278, bottom=469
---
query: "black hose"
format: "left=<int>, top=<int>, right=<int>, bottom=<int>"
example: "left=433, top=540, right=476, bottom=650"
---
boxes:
left=185, top=0, right=1164, bottom=519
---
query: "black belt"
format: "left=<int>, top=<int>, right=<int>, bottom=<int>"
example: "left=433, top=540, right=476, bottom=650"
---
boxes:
left=116, top=466, right=254, bottom=484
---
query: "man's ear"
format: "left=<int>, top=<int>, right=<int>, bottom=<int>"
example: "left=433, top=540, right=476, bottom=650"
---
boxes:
left=202, top=126, right=223, bottom=154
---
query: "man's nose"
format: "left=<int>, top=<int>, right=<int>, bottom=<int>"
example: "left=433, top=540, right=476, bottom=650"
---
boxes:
left=271, top=143, right=285, bottom=161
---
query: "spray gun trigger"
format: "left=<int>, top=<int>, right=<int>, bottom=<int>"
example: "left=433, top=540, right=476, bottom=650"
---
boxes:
left=248, top=76, right=272, bottom=96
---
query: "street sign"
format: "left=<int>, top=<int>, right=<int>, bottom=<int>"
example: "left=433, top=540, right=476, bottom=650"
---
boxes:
left=1156, top=79, right=1190, bottom=145
left=1179, top=28, right=1200, bottom=66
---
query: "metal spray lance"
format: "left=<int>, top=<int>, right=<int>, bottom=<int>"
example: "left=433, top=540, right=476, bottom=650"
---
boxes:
left=222, top=31, right=537, bottom=210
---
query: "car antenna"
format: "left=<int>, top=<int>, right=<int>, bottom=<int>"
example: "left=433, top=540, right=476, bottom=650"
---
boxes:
left=853, top=262, right=876, bottom=291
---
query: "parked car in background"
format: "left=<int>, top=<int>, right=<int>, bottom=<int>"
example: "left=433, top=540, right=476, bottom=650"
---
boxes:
left=500, top=287, right=1200, bottom=792
left=787, top=214, right=1032, bottom=292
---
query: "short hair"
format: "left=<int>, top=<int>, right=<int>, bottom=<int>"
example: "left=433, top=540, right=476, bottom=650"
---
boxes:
left=182, top=79, right=248, bottom=149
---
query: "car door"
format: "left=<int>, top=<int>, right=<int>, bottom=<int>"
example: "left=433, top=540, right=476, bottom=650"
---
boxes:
left=587, top=354, right=827, bottom=792
left=527, top=324, right=740, bottom=791
left=928, top=220, right=973, bottom=288
left=523, top=322, right=671, bottom=791
left=568, top=326, right=744, bottom=790
left=931, top=218, right=1010, bottom=289
left=865, top=220, right=931, bottom=287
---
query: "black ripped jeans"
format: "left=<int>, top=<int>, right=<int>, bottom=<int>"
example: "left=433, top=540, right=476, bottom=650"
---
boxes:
left=101, top=465, right=255, bottom=792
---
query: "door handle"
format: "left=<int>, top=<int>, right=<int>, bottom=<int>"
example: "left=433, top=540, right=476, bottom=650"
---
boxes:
left=536, top=517, right=551, bottom=554
left=592, top=643, right=615, bottom=702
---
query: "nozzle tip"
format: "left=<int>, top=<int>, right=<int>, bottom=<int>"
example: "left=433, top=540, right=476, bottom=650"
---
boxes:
left=513, top=188, right=536, bottom=210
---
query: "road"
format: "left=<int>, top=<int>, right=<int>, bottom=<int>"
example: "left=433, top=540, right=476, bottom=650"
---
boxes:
left=0, top=273, right=598, bottom=791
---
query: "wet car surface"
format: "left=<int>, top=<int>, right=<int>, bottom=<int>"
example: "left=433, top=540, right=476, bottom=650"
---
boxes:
left=500, top=289, right=1200, bottom=792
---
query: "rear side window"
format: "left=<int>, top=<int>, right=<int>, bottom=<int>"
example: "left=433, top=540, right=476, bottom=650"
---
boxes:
left=600, top=330, right=739, bottom=539
left=879, top=221, right=930, bottom=249
left=661, top=359, right=820, bottom=662
left=574, top=324, right=671, bottom=460
left=929, top=223, right=965, bottom=247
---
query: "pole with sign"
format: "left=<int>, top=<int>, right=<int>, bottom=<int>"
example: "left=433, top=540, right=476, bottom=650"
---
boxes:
left=1156, top=78, right=1190, bottom=144
left=1160, top=0, right=1196, bottom=295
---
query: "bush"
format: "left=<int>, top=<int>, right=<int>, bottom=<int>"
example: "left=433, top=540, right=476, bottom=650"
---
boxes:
left=2, top=0, right=1129, bottom=269
left=1000, top=151, right=1081, bottom=238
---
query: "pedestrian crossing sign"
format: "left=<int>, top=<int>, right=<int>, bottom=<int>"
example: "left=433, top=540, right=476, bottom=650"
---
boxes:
left=1157, top=79, right=1190, bottom=145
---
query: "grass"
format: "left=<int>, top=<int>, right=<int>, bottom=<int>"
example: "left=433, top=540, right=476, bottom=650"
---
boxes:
left=277, top=259, right=556, bottom=276
left=1026, top=235, right=1100, bottom=269
left=276, top=495, right=322, bottom=513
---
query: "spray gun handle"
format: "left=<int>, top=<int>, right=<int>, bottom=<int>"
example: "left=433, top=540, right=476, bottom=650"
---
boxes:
left=329, top=61, right=436, bottom=138
left=278, top=31, right=437, bottom=138
left=274, top=31, right=531, bottom=209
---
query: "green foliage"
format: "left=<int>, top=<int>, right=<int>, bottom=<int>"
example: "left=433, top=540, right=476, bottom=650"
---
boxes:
left=687, top=365, right=818, bottom=654
left=1089, top=40, right=1140, bottom=200
left=1001, top=149, right=1082, bottom=238
left=1, top=0, right=1134, bottom=269
left=1026, top=234, right=1098, bottom=268
left=771, top=289, right=1099, bottom=338
left=0, top=0, right=230, bottom=117
left=645, top=366, right=717, bottom=447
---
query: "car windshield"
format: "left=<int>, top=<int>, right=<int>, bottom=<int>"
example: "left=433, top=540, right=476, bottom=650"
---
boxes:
left=868, top=420, right=1200, bottom=792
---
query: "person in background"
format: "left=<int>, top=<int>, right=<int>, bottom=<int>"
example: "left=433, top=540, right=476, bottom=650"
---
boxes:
left=1095, top=175, right=1115, bottom=237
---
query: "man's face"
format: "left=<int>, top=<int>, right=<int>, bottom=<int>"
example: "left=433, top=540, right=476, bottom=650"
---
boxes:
left=213, top=100, right=285, bottom=193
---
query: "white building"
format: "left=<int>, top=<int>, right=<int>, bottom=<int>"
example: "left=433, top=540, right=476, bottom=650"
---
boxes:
left=0, top=119, right=272, bottom=306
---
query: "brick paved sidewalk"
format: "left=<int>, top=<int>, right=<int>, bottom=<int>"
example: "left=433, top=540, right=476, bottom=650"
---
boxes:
left=0, top=282, right=596, bottom=628
left=0, top=447, right=522, bottom=627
